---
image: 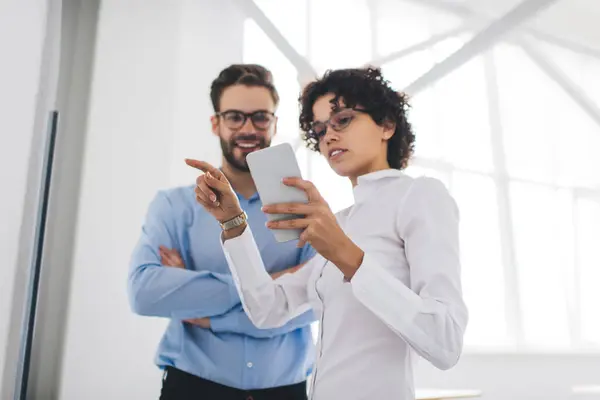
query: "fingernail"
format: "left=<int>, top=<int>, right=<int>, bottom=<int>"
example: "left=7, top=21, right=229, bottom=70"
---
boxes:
left=210, top=194, right=216, bottom=202
left=206, top=172, right=212, bottom=179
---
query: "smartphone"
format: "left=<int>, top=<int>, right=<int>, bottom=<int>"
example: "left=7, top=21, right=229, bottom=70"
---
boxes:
left=246, top=142, right=308, bottom=242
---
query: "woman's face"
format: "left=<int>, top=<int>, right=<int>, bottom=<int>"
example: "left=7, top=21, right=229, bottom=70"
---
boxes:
left=311, top=93, right=393, bottom=184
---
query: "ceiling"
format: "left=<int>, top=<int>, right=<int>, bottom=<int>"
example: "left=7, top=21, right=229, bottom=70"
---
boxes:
left=438, top=0, right=600, bottom=51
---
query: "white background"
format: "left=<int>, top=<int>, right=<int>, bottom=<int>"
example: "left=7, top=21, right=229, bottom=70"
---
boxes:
left=2, top=1, right=600, bottom=399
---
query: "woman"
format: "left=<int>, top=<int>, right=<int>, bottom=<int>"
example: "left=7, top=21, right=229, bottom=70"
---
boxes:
left=186, top=67, right=468, bottom=400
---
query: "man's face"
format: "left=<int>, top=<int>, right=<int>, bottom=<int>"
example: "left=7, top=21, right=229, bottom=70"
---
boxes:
left=211, top=85, right=277, bottom=172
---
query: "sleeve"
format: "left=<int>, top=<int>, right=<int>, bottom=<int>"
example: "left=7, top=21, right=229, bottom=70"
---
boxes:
left=221, top=226, right=317, bottom=329
left=127, top=191, right=241, bottom=319
left=210, top=304, right=316, bottom=339
left=350, top=177, right=468, bottom=370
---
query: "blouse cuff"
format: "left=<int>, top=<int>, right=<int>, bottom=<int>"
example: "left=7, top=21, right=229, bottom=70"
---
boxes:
left=221, top=226, right=271, bottom=291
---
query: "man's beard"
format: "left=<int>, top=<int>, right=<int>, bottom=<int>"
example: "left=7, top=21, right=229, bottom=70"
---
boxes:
left=220, top=133, right=270, bottom=172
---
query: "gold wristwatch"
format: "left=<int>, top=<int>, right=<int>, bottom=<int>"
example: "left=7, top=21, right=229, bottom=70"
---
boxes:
left=219, top=211, right=248, bottom=231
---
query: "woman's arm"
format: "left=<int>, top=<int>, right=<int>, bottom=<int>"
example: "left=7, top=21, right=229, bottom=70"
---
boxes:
left=158, top=247, right=316, bottom=335
left=257, top=175, right=466, bottom=369
left=222, top=225, right=317, bottom=329
left=181, top=160, right=318, bottom=329
left=350, top=177, right=468, bottom=370
left=210, top=304, right=316, bottom=338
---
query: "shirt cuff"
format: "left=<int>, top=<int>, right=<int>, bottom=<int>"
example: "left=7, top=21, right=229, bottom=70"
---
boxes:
left=221, top=225, right=272, bottom=291
left=351, top=252, right=423, bottom=320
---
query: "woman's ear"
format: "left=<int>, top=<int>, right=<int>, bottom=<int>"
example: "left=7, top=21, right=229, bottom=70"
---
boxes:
left=382, top=120, right=396, bottom=141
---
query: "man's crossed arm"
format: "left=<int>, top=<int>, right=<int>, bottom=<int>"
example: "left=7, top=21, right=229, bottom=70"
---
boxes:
left=158, top=246, right=311, bottom=338
left=127, top=191, right=314, bottom=338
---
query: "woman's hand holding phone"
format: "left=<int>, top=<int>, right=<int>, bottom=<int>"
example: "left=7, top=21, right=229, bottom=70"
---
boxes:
left=261, top=177, right=364, bottom=280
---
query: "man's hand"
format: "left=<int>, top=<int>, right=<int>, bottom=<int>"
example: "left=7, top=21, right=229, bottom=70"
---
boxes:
left=180, top=260, right=298, bottom=327
left=159, top=246, right=185, bottom=268
left=184, top=317, right=211, bottom=329
left=270, top=263, right=305, bottom=280
left=159, top=246, right=304, bottom=328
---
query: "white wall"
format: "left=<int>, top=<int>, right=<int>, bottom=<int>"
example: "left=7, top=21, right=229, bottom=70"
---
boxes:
left=0, top=0, right=52, bottom=396
left=57, top=1, right=244, bottom=398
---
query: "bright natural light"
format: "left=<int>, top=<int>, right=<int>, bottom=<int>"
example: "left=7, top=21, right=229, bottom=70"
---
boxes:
left=11, top=2, right=600, bottom=400
left=245, top=0, right=600, bottom=353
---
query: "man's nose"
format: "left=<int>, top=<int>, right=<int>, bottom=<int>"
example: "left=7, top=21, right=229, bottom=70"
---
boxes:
left=239, top=117, right=255, bottom=133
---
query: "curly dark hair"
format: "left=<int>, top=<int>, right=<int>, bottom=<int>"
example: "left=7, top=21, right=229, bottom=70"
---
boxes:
left=299, top=67, right=415, bottom=170
left=210, top=64, right=279, bottom=112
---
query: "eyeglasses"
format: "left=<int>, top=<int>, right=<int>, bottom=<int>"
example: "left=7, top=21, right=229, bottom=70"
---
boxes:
left=217, top=110, right=275, bottom=130
left=307, top=108, right=369, bottom=141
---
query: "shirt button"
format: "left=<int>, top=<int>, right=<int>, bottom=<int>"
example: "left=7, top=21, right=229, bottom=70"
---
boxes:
left=247, top=362, right=253, bottom=368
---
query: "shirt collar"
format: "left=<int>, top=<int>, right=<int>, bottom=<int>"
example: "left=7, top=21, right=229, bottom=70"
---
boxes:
left=353, top=169, right=406, bottom=203
left=236, top=191, right=260, bottom=203
left=217, top=166, right=261, bottom=203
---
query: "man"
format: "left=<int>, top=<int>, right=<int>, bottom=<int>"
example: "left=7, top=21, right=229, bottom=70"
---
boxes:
left=128, top=64, right=316, bottom=400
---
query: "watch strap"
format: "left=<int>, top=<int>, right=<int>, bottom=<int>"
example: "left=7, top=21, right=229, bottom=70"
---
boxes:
left=219, top=211, right=248, bottom=231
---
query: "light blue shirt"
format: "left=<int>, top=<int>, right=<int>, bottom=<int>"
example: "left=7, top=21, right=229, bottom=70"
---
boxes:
left=127, top=184, right=316, bottom=390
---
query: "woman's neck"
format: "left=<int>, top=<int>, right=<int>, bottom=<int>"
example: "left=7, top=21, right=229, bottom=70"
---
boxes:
left=350, top=160, right=391, bottom=187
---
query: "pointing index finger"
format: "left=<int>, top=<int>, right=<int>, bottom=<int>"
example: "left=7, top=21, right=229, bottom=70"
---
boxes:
left=185, top=159, right=223, bottom=179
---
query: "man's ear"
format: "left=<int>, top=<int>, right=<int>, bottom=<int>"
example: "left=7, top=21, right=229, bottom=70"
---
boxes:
left=210, top=115, right=219, bottom=136
left=271, top=116, right=278, bottom=138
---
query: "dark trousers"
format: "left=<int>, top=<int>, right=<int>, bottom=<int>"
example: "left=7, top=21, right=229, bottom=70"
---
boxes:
left=159, top=367, right=308, bottom=400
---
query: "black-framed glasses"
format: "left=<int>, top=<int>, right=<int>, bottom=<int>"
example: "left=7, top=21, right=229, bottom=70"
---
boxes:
left=308, top=108, right=369, bottom=141
left=217, top=109, right=275, bottom=130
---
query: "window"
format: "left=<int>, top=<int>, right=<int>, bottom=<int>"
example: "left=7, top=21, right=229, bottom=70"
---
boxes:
left=243, top=18, right=302, bottom=147
left=577, top=196, right=600, bottom=346
left=451, top=172, right=508, bottom=348
left=308, top=0, right=371, bottom=74
left=244, top=0, right=600, bottom=353
left=510, top=183, right=572, bottom=347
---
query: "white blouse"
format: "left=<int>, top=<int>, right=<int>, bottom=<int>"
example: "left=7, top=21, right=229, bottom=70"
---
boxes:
left=221, top=169, right=469, bottom=400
